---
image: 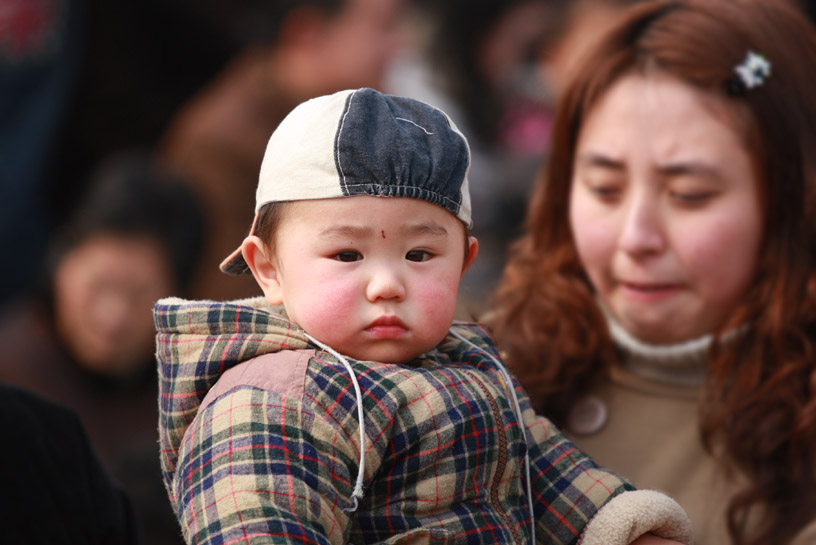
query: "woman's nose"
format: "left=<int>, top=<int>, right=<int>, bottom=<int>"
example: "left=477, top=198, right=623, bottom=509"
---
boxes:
left=618, top=194, right=666, bottom=257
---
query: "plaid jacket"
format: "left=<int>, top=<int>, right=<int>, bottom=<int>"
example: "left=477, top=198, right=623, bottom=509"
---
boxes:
left=154, top=297, right=691, bottom=545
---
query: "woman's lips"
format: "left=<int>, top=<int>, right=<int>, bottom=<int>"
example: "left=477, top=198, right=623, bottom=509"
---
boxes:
left=365, top=316, right=409, bottom=339
left=619, top=281, right=682, bottom=302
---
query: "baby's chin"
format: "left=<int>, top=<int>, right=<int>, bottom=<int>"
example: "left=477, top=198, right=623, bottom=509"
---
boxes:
left=335, top=340, right=434, bottom=365
left=305, top=331, right=443, bottom=364
left=345, top=347, right=426, bottom=365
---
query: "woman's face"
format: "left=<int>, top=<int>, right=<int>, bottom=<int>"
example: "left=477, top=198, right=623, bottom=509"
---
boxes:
left=569, top=72, right=763, bottom=344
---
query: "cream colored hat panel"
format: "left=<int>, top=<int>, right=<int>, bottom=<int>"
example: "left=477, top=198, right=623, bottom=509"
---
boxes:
left=255, top=91, right=350, bottom=210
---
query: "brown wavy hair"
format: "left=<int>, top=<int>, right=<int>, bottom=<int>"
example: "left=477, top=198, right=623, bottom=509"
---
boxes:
left=488, top=1, right=816, bottom=544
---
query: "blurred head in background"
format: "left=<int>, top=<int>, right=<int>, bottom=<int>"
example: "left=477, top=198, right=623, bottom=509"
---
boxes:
left=188, top=0, right=405, bottom=97
left=47, top=152, right=205, bottom=378
left=542, top=0, right=648, bottom=95
left=421, top=0, right=564, bottom=146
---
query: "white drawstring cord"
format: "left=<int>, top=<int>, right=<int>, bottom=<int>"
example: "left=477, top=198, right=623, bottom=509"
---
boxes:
left=448, top=328, right=536, bottom=545
left=304, top=333, right=366, bottom=513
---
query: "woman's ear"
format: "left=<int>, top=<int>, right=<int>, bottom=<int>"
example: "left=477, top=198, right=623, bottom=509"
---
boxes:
left=241, top=235, right=284, bottom=305
left=462, top=236, right=479, bottom=275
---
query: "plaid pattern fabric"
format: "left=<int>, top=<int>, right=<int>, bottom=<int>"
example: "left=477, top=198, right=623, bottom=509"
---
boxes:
left=154, top=297, right=634, bottom=545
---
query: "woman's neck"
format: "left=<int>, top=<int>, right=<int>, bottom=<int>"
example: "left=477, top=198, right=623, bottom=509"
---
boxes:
left=605, top=312, right=711, bottom=387
left=597, top=300, right=745, bottom=387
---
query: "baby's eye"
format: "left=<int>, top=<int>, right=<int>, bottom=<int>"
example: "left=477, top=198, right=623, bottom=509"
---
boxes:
left=406, top=249, right=432, bottom=262
left=334, top=250, right=362, bottom=262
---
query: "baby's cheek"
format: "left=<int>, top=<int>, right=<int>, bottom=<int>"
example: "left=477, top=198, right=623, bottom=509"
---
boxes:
left=297, top=280, right=359, bottom=338
left=417, top=278, right=460, bottom=322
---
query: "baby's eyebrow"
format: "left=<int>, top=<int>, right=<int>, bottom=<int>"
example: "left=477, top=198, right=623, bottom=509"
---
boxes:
left=317, top=222, right=450, bottom=239
left=401, top=222, right=449, bottom=237
left=318, top=225, right=372, bottom=239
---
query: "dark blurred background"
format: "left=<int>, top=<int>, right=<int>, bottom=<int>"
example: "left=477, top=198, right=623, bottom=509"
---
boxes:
left=1, top=0, right=813, bottom=543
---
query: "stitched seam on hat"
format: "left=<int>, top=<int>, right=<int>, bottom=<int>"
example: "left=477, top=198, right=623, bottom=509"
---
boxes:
left=395, top=117, right=433, bottom=135
left=335, top=90, right=358, bottom=193
left=340, top=183, right=462, bottom=210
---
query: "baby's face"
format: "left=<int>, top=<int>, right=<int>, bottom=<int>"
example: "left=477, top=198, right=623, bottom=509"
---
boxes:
left=259, top=196, right=477, bottom=363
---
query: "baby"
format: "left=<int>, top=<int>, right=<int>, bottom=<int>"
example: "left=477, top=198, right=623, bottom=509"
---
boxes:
left=154, top=88, right=691, bottom=545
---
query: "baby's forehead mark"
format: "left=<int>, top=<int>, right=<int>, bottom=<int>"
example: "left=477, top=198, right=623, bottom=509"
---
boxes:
left=317, top=221, right=450, bottom=241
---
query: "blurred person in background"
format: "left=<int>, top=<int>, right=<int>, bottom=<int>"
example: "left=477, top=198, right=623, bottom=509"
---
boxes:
left=1, top=0, right=232, bottom=311
left=1, top=383, right=138, bottom=544
left=0, top=151, right=205, bottom=545
left=0, top=0, right=84, bottom=308
left=385, top=0, right=567, bottom=317
left=158, top=0, right=406, bottom=302
left=541, top=0, right=649, bottom=96
left=49, top=0, right=235, bottom=229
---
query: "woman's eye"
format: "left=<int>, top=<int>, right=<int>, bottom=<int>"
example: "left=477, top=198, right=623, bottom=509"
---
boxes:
left=670, top=191, right=714, bottom=205
left=406, top=250, right=431, bottom=262
left=590, top=185, right=622, bottom=200
left=582, top=176, right=623, bottom=202
left=334, top=250, right=362, bottom=262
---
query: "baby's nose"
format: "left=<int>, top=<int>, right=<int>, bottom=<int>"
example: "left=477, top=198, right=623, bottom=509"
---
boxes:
left=365, top=266, right=406, bottom=302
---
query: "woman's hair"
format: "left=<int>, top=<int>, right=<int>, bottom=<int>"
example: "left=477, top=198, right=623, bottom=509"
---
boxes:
left=489, top=1, right=816, bottom=544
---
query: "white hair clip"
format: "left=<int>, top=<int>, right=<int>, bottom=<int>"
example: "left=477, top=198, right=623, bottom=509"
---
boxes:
left=734, top=51, right=771, bottom=90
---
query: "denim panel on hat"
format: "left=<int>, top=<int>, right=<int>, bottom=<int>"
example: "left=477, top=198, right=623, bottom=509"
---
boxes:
left=334, top=88, right=472, bottom=226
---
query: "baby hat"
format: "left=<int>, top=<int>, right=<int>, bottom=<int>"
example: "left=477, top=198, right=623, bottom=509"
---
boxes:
left=220, top=87, right=472, bottom=275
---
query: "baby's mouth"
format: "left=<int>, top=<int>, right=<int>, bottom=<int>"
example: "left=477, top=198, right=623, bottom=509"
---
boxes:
left=365, top=316, right=409, bottom=338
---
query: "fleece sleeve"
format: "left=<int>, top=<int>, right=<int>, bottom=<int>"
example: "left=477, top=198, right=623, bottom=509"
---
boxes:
left=171, top=385, right=362, bottom=545
left=580, top=490, right=693, bottom=545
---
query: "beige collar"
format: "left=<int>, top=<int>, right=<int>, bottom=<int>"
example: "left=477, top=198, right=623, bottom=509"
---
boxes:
left=599, top=302, right=745, bottom=387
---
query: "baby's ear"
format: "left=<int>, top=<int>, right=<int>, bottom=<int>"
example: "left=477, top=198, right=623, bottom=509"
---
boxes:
left=462, top=236, right=479, bottom=275
left=241, top=236, right=284, bottom=305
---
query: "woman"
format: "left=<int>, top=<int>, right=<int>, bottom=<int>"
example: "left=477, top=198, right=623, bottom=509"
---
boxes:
left=488, top=1, right=816, bottom=544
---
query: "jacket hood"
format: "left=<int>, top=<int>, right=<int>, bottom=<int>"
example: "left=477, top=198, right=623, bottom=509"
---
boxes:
left=153, top=296, right=309, bottom=488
